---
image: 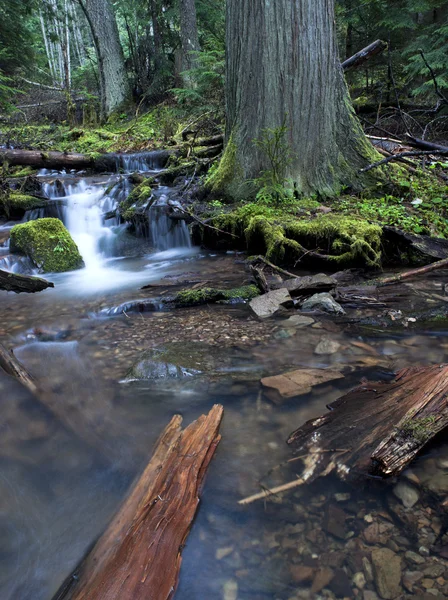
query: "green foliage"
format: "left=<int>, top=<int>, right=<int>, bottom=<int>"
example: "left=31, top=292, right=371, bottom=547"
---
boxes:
left=171, top=50, right=225, bottom=111
left=10, top=218, right=84, bottom=273
left=399, top=415, right=437, bottom=444
left=251, top=120, right=295, bottom=207
left=173, top=285, right=259, bottom=307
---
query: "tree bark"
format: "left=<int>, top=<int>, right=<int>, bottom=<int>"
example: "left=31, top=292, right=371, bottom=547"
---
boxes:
left=342, top=40, right=387, bottom=71
left=179, top=0, right=201, bottom=85
left=78, top=0, right=130, bottom=117
left=53, top=405, right=223, bottom=600
left=216, top=0, right=378, bottom=199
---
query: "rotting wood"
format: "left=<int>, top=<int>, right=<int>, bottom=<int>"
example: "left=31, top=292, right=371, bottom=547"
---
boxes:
left=0, top=268, right=54, bottom=293
left=0, top=343, right=38, bottom=395
left=287, top=364, right=448, bottom=481
left=53, top=404, right=224, bottom=600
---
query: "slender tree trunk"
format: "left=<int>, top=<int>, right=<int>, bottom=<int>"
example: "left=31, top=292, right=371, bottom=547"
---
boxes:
left=214, top=0, right=378, bottom=199
left=78, top=0, right=130, bottom=117
left=179, top=0, right=201, bottom=85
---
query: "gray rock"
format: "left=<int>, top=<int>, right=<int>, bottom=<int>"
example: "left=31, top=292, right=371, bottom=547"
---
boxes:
left=402, top=570, right=424, bottom=592
left=279, top=273, right=337, bottom=296
left=283, top=315, right=315, bottom=327
left=424, top=564, right=445, bottom=578
left=314, top=337, right=341, bottom=355
left=353, top=572, right=367, bottom=589
left=302, top=292, right=345, bottom=315
left=393, top=481, right=420, bottom=508
left=249, top=288, right=293, bottom=318
left=364, top=591, right=380, bottom=600
left=405, top=550, right=426, bottom=565
left=371, top=547, right=402, bottom=599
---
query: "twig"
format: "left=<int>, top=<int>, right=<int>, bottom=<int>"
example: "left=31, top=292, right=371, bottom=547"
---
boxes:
left=419, top=50, right=448, bottom=106
left=378, top=257, right=448, bottom=286
left=250, top=255, right=297, bottom=278
left=359, top=150, right=448, bottom=173
left=176, top=207, right=239, bottom=238
left=238, top=478, right=305, bottom=505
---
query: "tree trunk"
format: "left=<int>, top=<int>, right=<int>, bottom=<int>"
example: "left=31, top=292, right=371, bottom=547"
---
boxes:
left=179, top=0, right=201, bottom=86
left=78, top=0, right=130, bottom=118
left=214, top=0, right=378, bottom=199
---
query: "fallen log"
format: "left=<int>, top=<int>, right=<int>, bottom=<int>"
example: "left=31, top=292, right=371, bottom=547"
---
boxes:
left=53, top=404, right=223, bottom=600
left=287, top=364, right=448, bottom=481
left=1, top=149, right=95, bottom=170
left=342, top=40, right=387, bottom=71
left=0, top=343, right=38, bottom=395
left=406, top=135, right=448, bottom=154
left=0, top=268, right=54, bottom=293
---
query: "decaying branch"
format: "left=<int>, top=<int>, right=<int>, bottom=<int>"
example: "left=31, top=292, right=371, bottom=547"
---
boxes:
left=0, top=268, right=54, bottom=293
left=342, top=40, right=388, bottom=71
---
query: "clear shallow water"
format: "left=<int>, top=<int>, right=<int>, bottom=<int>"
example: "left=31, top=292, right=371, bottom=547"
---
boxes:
left=1, top=175, right=448, bottom=599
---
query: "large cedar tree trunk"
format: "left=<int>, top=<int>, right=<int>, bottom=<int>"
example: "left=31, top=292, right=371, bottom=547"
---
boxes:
left=78, top=0, right=130, bottom=117
left=179, top=0, right=201, bottom=85
left=214, top=0, right=378, bottom=198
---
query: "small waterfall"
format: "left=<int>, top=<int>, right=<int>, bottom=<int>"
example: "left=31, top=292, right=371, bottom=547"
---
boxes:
left=149, top=188, right=191, bottom=251
left=115, top=150, right=170, bottom=173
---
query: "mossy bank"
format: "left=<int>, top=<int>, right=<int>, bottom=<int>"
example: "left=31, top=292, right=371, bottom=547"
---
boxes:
left=10, top=218, right=84, bottom=273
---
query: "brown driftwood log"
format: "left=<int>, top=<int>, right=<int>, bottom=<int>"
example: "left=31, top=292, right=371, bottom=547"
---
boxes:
left=288, top=365, right=448, bottom=481
left=53, top=404, right=224, bottom=600
left=378, top=256, right=448, bottom=286
left=0, top=268, right=54, bottom=293
left=0, top=343, right=38, bottom=394
left=342, top=40, right=387, bottom=71
left=0, top=149, right=96, bottom=170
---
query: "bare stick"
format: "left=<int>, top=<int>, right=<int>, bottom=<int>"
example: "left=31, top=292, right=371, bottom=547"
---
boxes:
left=359, top=150, right=448, bottom=173
left=0, top=343, right=38, bottom=394
left=419, top=50, right=448, bottom=106
left=378, top=257, right=448, bottom=286
left=239, top=478, right=305, bottom=505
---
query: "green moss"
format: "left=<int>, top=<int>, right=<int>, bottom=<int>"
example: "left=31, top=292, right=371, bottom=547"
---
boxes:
left=10, top=166, right=38, bottom=178
left=205, top=133, right=240, bottom=195
left=398, top=416, right=437, bottom=444
left=0, top=192, right=45, bottom=218
left=10, top=218, right=84, bottom=273
left=173, top=285, right=259, bottom=307
left=119, top=178, right=156, bottom=218
left=203, top=205, right=382, bottom=268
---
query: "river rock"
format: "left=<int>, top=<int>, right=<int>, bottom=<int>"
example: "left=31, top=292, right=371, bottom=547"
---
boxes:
left=393, top=481, right=420, bottom=508
left=249, top=288, right=293, bottom=318
left=323, top=504, right=347, bottom=540
left=283, top=315, right=315, bottom=328
left=403, top=570, right=424, bottom=592
left=278, top=273, right=337, bottom=296
left=329, top=569, right=353, bottom=597
left=260, top=368, right=344, bottom=404
left=311, top=567, right=334, bottom=594
left=314, top=337, right=341, bottom=355
left=371, top=548, right=402, bottom=599
left=301, top=292, right=345, bottom=315
left=405, top=550, right=426, bottom=565
left=290, top=565, right=315, bottom=583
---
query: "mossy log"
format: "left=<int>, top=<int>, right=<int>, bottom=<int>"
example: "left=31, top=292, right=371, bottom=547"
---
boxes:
left=0, top=268, right=54, bottom=293
left=171, top=285, right=260, bottom=307
left=287, top=364, right=448, bottom=481
left=53, top=405, right=223, bottom=600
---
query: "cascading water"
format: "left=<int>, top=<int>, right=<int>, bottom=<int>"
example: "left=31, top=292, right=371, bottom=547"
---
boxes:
left=149, top=187, right=192, bottom=252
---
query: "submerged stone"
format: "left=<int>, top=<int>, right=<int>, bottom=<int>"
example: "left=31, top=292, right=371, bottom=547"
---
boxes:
left=249, top=288, right=292, bottom=318
left=302, top=292, right=345, bottom=315
left=277, top=273, right=337, bottom=296
left=260, top=367, right=344, bottom=404
left=10, top=218, right=84, bottom=273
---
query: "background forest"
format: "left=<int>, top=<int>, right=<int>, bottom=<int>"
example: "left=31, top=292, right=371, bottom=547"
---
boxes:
left=0, top=0, right=447, bottom=137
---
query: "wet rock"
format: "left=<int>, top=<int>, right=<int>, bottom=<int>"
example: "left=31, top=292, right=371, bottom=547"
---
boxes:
left=363, top=591, right=380, bottom=600
left=363, top=522, right=394, bottom=545
left=311, top=567, right=334, bottom=594
left=216, top=546, right=234, bottom=560
left=424, top=564, right=445, bottom=578
left=421, top=578, right=435, bottom=589
left=278, top=273, right=337, bottom=296
left=403, top=570, right=424, bottom=592
left=223, top=579, right=238, bottom=600
left=393, top=481, right=420, bottom=508
left=371, top=547, right=402, bottom=599
left=405, top=550, right=426, bottom=565
left=249, top=288, right=293, bottom=318
left=363, top=557, right=374, bottom=583
left=260, top=368, right=344, bottom=404
left=290, top=565, right=315, bottom=583
left=334, top=493, right=351, bottom=503
left=323, top=504, right=347, bottom=540
left=329, top=569, right=353, bottom=597
left=283, top=315, right=315, bottom=328
left=354, top=572, right=367, bottom=589
left=314, top=337, right=341, bottom=355
left=302, top=293, right=346, bottom=315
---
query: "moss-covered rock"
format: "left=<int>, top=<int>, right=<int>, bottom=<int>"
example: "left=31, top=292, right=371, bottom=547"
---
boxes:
left=172, top=285, right=260, bottom=307
left=118, top=177, right=156, bottom=219
left=10, top=218, right=84, bottom=273
left=0, top=192, right=47, bottom=219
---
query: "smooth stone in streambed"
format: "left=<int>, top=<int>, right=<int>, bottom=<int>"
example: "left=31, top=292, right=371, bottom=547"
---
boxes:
left=249, top=288, right=293, bottom=318
left=314, top=337, right=341, bottom=355
left=393, top=480, right=420, bottom=508
left=403, top=570, right=424, bottom=592
left=260, top=367, right=344, bottom=404
left=223, top=580, right=238, bottom=600
left=371, top=547, right=402, bottom=599
left=283, top=315, right=315, bottom=328
left=301, top=292, right=345, bottom=315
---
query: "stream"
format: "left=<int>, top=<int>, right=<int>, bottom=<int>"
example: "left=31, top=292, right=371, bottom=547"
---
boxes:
left=1, top=156, right=448, bottom=600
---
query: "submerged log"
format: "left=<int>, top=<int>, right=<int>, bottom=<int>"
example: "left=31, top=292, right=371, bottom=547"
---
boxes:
left=54, top=404, right=223, bottom=600
left=0, top=343, right=38, bottom=395
left=0, top=268, right=54, bottom=293
left=288, top=364, right=448, bottom=481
